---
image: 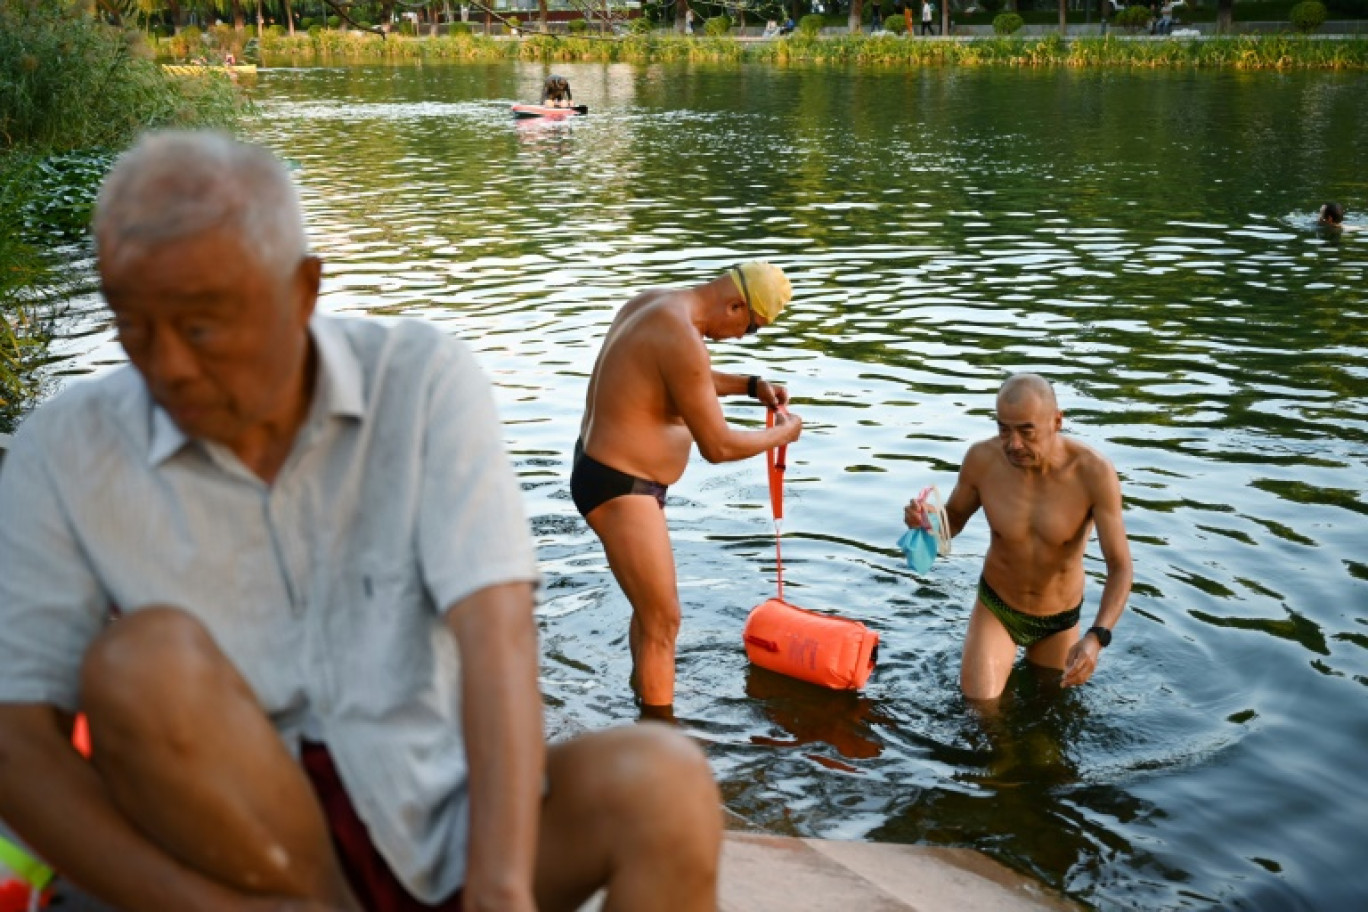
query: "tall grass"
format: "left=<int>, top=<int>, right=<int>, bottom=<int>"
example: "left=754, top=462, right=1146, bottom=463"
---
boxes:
left=0, top=0, right=243, bottom=152
left=259, top=31, right=1368, bottom=70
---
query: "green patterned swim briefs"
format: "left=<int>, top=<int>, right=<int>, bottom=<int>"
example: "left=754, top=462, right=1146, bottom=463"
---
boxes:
left=977, top=577, right=1081, bottom=647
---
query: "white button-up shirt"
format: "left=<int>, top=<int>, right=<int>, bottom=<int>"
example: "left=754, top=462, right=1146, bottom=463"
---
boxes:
left=0, top=315, right=539, bottom=902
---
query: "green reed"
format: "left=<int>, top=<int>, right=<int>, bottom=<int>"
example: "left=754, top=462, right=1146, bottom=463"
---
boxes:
left=259, top=31, right=1368, bottom=70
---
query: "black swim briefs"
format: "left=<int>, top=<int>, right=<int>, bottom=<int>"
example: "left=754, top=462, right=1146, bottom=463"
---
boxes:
left=571, top=438, right=668, bottom=517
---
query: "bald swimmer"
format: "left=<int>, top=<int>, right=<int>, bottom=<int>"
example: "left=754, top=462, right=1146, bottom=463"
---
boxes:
left=906, top=374, right=1133, bottom=703
left=574, top=263, right=803, bottom=715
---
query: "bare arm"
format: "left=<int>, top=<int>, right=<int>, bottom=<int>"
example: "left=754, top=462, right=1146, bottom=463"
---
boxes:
left=445, top=581, right=543, bottom=912
left=0, top=704, right=256, bottom=911
left=1063, top=460, right=1133, bottom=687
left=711, top=369, right=789, bottom=409
left=666, top=340, right=800, bottom=464
left=904, top=444, right=985, bottom=536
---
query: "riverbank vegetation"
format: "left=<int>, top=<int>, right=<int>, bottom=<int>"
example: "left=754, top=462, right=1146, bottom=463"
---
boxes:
left=0, top=0, right=246, bottom=429
left=250, top=29, right=1368, bottom=69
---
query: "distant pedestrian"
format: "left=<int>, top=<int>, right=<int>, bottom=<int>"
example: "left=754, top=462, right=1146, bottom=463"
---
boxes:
left=921, top=0, right=935, bottom=35
left=685, top=7, right=695, bottom=34
left=871, top=2, right=883, bottom=31
left=1157, top=0, right=1174, bottom=34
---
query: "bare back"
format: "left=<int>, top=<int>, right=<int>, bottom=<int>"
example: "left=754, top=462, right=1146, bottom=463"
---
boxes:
left=954, top=436, right=1116, bottom=615
left=580, top=289, right=708, bottom=485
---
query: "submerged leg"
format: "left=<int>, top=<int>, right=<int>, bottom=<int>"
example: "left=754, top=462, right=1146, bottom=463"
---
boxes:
left=587, top=496, right=681, bottom=709
left=960, top=600, right=1020, bottom=704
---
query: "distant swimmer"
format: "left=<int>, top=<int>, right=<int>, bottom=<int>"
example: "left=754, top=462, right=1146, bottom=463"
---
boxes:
left=541, top=74, right=572, bottom=108
left=575, top=262, right=803, bottom=716
left=904, top=373, right=1133, bottom=703
left=1318, top=201, right=1345, bottom=227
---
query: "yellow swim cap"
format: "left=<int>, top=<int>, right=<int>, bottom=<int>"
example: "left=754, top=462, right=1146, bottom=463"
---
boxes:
left=728, top=261, right=791, bottom=325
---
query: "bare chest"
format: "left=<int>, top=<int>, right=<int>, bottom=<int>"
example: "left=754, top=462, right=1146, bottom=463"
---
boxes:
left=980, top=475, right=1093, bottom=549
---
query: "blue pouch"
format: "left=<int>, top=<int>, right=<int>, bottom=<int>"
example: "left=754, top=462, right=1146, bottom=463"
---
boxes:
left=897, top=515, right=941, bottom=575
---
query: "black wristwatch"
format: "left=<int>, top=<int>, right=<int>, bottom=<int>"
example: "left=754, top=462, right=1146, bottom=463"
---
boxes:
left=1087, top=626, right=1112, bottom=648
left=747, top=375, right=762, bottom=399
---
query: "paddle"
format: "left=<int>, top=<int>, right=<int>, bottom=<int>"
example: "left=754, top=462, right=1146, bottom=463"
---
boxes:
left=570, top=104, right=589, bottom=115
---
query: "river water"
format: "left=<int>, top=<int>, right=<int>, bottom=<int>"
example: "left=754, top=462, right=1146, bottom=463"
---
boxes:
left=50, top=61, right=1368, bottom=909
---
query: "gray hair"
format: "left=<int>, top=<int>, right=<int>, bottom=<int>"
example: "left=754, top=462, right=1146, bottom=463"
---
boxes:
left=93, top=130, right=308, bottom=276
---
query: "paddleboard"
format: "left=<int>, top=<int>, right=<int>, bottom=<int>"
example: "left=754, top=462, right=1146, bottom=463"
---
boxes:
left=511, top=103, right=588, bottom=119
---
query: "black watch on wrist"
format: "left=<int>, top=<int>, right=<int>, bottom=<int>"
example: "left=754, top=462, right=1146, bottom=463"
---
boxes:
left=1087, top=625, right=1112, bottom=648
left=747, top=375, right=761, bottom=399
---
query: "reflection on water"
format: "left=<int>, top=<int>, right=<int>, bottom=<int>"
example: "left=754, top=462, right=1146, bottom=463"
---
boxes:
left=51, top=62, right=1368, bottom=909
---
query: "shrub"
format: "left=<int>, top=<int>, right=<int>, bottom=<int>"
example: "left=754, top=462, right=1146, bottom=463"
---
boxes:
left=506, top=15, right=520, bottom=32
left=1289, top=0, right=1328, bottom=32
left=568, top=17, right=589, bottom=33
left=300, top=17, right=315, bottom=29
left=265, top=24, right=286, bottom=37
left=704, top=14, right=731, bottom=35
left=307, top=24, right=323, bottom=38
left=165, top=23, right=203, bottom=58
left=0, top=0, right=242, bottom=151
left=992, top=11, right=1024, bottom=33
left=798, top=13, right=824, bottom=35
left=208, top=22, right=234, bottom=48
left=1114, top=5, right=1151, bottom=30
left=327, top=15, right=341, bottom=28
left=451, top=21, right=473, bottom=34
left=629, top=15, right=653, bottom=33
left=884, top=14, right=907, bottom=33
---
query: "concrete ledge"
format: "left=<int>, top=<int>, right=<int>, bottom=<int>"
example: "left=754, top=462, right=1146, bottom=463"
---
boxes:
left=578, top=832, right=1076, bottom=912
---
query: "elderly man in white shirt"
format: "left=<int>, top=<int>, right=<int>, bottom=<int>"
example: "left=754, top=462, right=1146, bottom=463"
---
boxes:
left=0, top=131, right=720, bottom=912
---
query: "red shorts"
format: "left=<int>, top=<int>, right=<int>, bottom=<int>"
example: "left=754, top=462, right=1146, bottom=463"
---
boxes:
left=302, top=741, right=463, bottom=912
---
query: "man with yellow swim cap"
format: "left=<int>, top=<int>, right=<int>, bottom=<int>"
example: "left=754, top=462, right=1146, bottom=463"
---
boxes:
left=574, top=261, right=803, bottom=715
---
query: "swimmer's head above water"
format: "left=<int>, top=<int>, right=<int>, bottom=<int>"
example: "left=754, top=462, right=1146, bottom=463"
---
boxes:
left=1318, top=202, right=1345, bottom=226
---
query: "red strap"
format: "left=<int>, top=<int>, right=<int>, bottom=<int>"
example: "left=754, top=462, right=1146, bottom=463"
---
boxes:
left=766, top=406, right=788, bottom=521
left=765, top=406, right=790, bottom=601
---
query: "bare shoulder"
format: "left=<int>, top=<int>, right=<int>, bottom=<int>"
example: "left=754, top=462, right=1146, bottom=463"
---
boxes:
left=1064, top=437, right=1121, bottom=492
left=616, top=287, right=676, bottom=323
left=608, top=288, right=706, bottom=368
left=961, top=437, right=1000, bottom=476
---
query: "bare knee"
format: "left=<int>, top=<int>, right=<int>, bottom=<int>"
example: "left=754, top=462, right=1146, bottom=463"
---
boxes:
left=558, top=724, right=719, bottom=833
left=81, top=607, right=236, bottom=745
left=634, top=603, right=681, bottom=645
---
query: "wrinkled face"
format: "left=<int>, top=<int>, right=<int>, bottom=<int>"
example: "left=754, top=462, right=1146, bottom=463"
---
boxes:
left=100, top=226, right=318, bottom=446
left=994, top=392, right=1061, bottom=468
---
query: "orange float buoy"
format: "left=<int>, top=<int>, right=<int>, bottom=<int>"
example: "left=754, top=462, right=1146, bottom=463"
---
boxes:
left=742, top=406, right=880, bottom=691
left=744, top=599, right=879, bottom=690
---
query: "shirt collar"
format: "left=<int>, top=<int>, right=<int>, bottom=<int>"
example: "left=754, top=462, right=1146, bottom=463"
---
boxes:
left=145, top=315, right=365, bottom=468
